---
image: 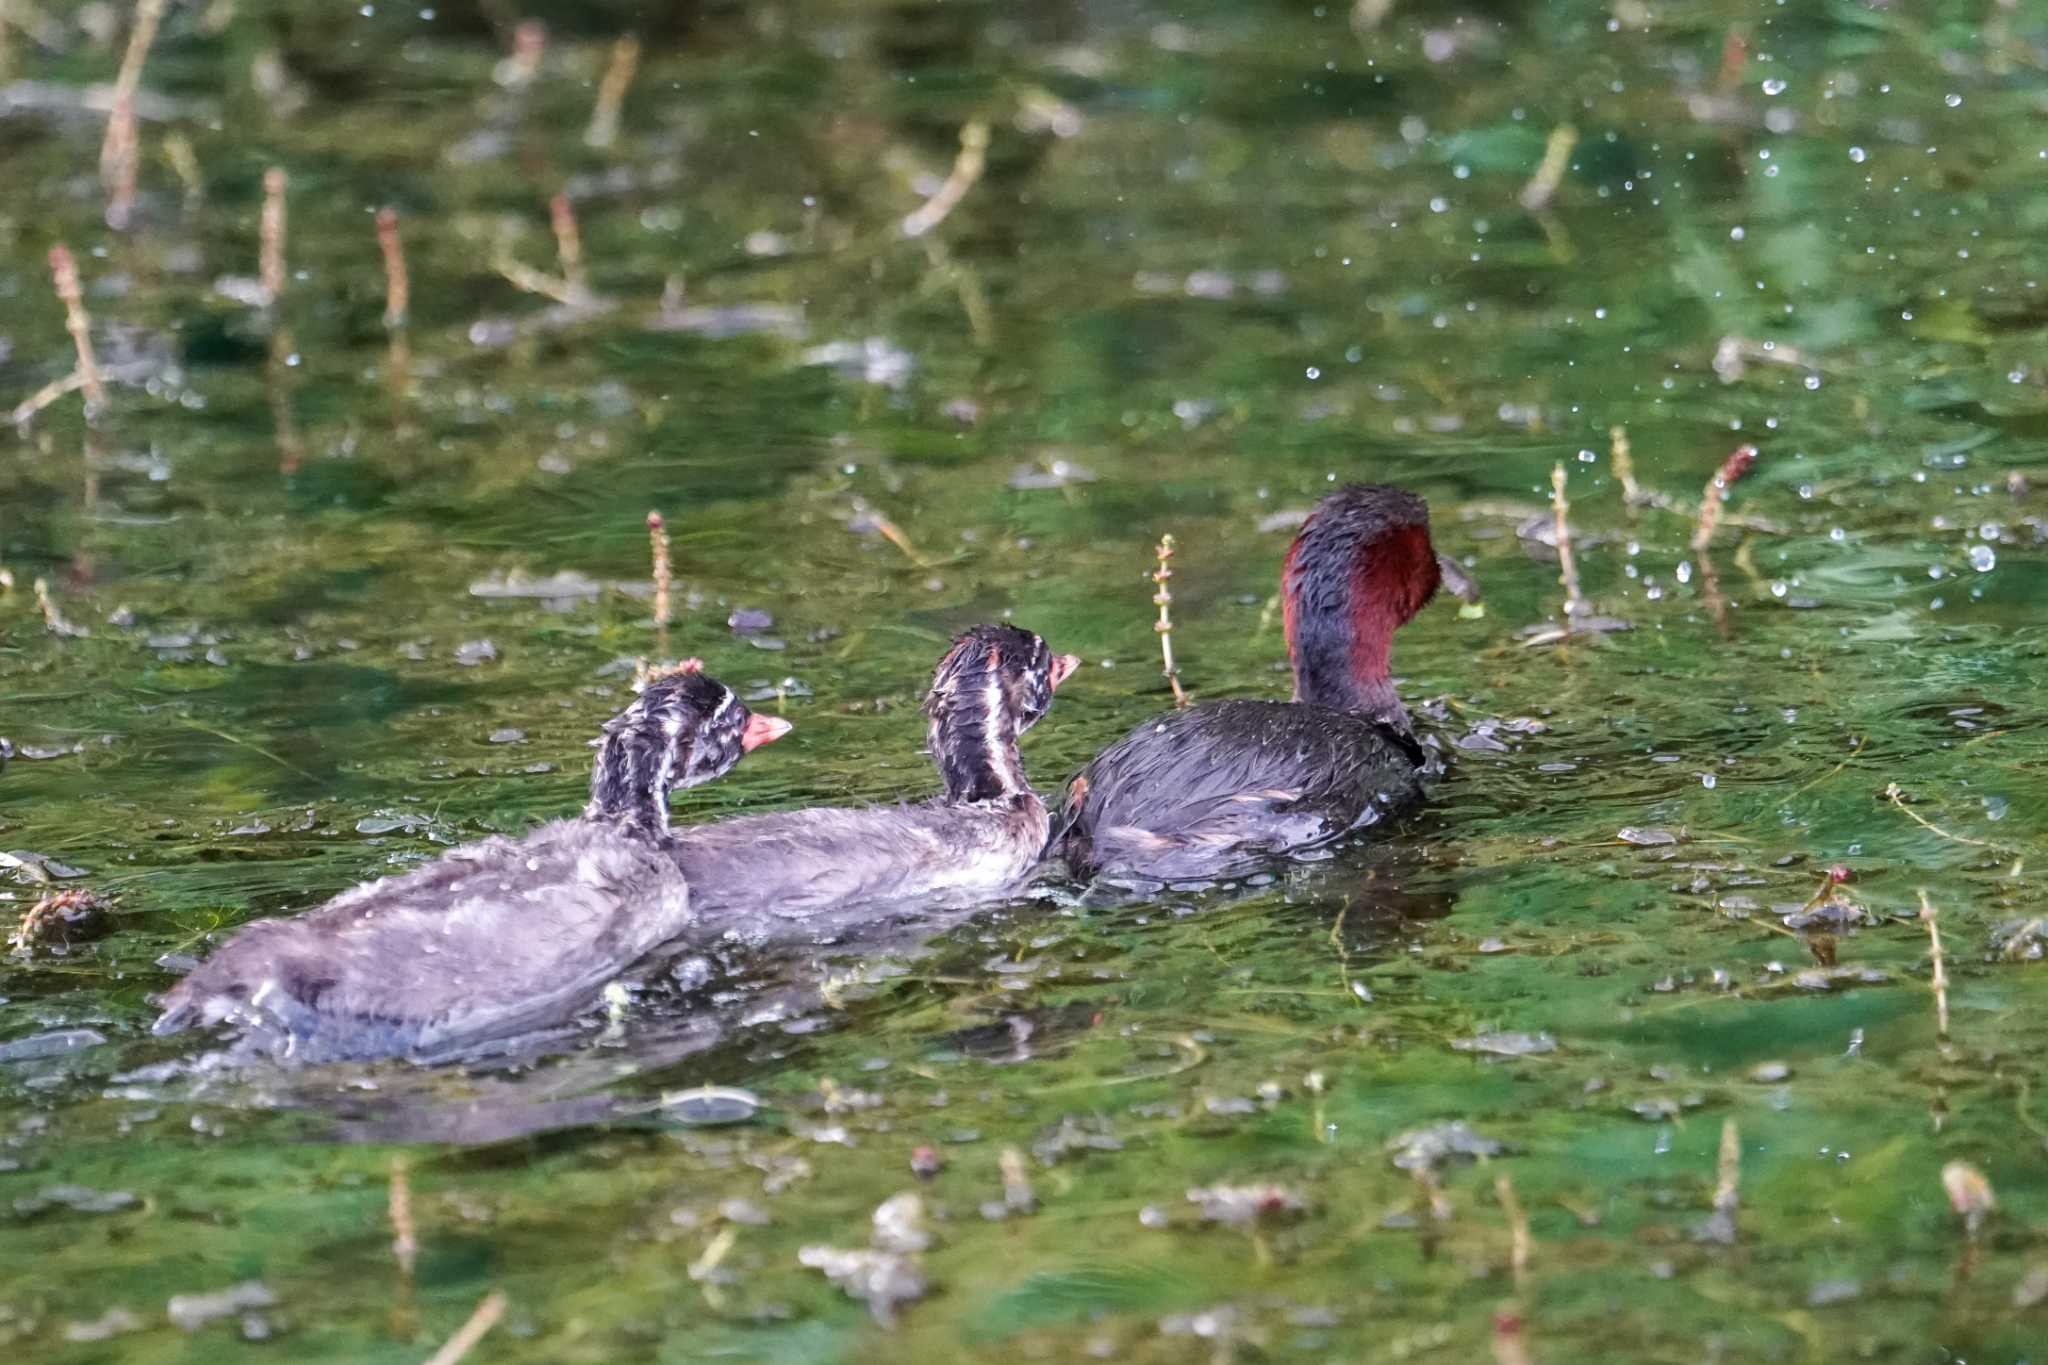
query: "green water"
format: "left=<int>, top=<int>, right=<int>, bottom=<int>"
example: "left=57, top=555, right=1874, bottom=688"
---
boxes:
left=5, top=0, right=2048, bottom=1359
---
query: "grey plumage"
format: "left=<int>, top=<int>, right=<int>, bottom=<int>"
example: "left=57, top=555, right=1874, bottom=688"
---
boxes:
left=1051, top=698, right=1428, bottom=883
left=672, top=799, right=1049, bottom=936
left=153, top=819, right=695, bottom=1062
left=670, top=623, right=1076, bottom=928
left=152, top=668, right=777, bottom=1063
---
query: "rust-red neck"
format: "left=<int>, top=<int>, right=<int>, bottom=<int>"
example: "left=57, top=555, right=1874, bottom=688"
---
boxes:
left=1279, top=486, right=1438, bottom=721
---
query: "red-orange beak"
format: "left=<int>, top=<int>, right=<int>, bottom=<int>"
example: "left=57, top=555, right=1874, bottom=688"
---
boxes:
left=741, top=713, right=793, bottom=751
left=1050, top=653, right=1081, bottom=689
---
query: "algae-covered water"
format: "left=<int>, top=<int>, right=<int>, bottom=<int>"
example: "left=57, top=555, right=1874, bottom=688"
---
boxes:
left=5, top=1, right=2048, bottom=1360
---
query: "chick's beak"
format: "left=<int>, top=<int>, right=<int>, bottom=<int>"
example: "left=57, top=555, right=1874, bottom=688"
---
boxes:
left=1050, top=653, right=1081, bottom=689
left=741, top=713, right=793, bottom=751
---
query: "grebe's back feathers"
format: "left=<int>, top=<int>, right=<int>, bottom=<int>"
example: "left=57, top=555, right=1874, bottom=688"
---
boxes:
left=154, top=818, right=693, bottom=1062
left=1052, top=698, right=1427, bottom=881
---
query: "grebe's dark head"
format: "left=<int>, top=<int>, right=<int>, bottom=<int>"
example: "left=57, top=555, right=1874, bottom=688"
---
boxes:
left=1281, top=484, right=1440, bottom=720
left=587, top=661, right=790, bottom=835
left=924, top=624, right=1079, bottom=803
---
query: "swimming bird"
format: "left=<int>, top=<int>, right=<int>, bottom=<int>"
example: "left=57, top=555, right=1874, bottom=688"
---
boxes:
left=671, top=623, right=1078, bottom=928
left=153, top=665, right=789, bottom=1062
left=1051, top=484, right=1447, bottom=882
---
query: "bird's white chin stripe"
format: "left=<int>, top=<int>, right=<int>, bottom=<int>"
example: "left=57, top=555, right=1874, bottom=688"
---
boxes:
left=652, top=716, right=681, bottom=822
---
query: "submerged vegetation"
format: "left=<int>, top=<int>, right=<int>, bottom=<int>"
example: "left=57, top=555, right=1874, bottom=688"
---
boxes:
left=3, top=0, right=2047, bottom=1360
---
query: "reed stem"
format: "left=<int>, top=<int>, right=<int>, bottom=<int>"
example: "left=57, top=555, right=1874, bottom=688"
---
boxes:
left=1941, top=1161, right=1994, bottom=1236
left=1550, top=463, right=1584, bottom=624
left=1496, top=1174, right=1530, bottom=1289
left=1885, top=783, right=2001, bottom=850
left=550, top=192, right=588, bottom=300
left=1712, top=1117, right=1740, bottom=1225
left=1000, top=1147, right=1036, bottom=1213
left=376, top=207, right=410, bottom=330
left=1609, top=424, right=1640, bottom=504
left=1153, top=533, right=1189, bottom=708
left=1690, top=443, right=1757, bottom=552
left=259, top=167, right=288, bottom=305
left=498, top=19, right=545, bottom=88
left=389, top=1157, right=417, bottom=1276
left=849, top=497, right=931, bottom=567
left=1519, top=124, right=1577, bottom=211
left=47, top=245, right=106, bottom=417
left=647, top=509, right=672, bottom=636
left=34, top=576, right=85, bottom=636
left=10, top=371, right=89, bottom=429
left=162, top=131, right=203, bottom=208
left=421, top=1291, right=505, bottom=1365
left=902, top=120, right=990, bottom=238
left=1491, top=1309, right=1533, bottom=1365
left=1919, top=889, right=1950, bottom=1045
left=99, top=0, right=166, bottom=229
left=584, top=35, right=640, bottom=149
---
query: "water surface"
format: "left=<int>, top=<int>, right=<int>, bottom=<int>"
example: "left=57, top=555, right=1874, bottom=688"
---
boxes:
left=4, top=2, right=2047, bottom=1360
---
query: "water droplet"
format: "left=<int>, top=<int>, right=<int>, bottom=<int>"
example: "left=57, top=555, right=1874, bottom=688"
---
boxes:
left=1804, top=374, right=1821, bottom=390
left=1701, top=773, right=1717, bottom=789
left=1305, top=367, right=1321, bottom=380
left=1675, top=561, right=1693, bottom=584
left=1848, top=146, right=1867, bottom=163
left=1761, top=78, right=1787, bottom=96
left=1968, top=544, right=1996, bottom=572
left=1944, top=93, right=1962, bottom=108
